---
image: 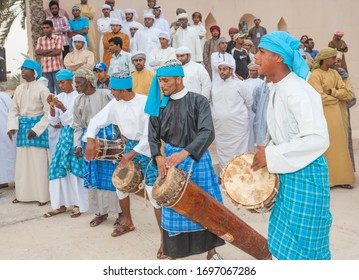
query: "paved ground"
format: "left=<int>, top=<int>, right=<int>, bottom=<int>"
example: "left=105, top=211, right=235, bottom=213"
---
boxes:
left=0, top=146, right=358, bottom=260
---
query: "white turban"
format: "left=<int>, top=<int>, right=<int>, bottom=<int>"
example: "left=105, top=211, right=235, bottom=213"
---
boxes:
left=101, top=4, right=111, bottom=10
left=110, top=18, right=122, bottom=26
left=131, top=51, right=146, bottom=61
left=128, top=21, right=143, bottom=30
left=175, top=46, right=192, bottom=55
left=218, top=61, right=235, bottom=70
left=177, top=13, right=189, bottom=20
left=247, top=62, right=258, bottom=71
left=143, top=12, right=155, bottom=20
left=72, top=34, right=87, bottom=50
left=159, top=32, right=170, bottom=41
left=124, top=8, right=138, bottom=19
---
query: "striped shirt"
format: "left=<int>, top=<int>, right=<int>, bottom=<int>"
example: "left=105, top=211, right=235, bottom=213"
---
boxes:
left=36, top=35, right=63, bottom=73
left=47, top=15, right=70, bottom=46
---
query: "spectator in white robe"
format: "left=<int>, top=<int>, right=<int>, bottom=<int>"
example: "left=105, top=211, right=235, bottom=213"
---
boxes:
left=148, top=32, right=176, bottom=71
left=143, top=0, right=156, bottom=15
left=97, top=4, right=112, bottom=62
left=211, top=37, right=236, bottom=85
left=192, top=12, right=206, bottom=50
left=152, top=5, right=170, bottom=34
left=128, top=22, right=142, bottom=54
left=211, top=61, right=252, bottom=171
left=106, top=0, right=125, bottom=21
left=176, top=46, right=212, bottom=100
left=0, top=92, right=16, bottom=188
left=244, top=62, right=265, bottom=152
left=171, top=13, right=203, bottom=63
left=122, top=8, right=144, bottom=32
left=132, top=13, right=162, bottom=71
left=7, top=60, right=51, bottom=206
left=44, top=69, right=88, bottom=218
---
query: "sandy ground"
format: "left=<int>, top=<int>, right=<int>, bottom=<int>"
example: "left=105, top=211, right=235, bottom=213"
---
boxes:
left=0, top=142, right=358, bottom=260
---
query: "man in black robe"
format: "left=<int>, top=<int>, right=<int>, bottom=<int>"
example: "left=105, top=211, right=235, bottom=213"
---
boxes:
left=145, top=59, right=225, bottom=260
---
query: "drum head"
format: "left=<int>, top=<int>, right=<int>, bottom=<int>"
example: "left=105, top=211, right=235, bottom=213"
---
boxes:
left=152, top=167, right=186, bottom=206
left=112, top=161, right=138, bottom=191
left=222, top=152, right=278, bottom=209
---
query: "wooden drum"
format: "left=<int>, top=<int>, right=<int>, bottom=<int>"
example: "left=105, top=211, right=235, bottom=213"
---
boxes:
left=95, top=138, right=124, bottom=161
left=152, top=167, right=271, bottom=260
left=112, top=161, right=143, bottom=193
left=221, top=152, right=279, bottom=213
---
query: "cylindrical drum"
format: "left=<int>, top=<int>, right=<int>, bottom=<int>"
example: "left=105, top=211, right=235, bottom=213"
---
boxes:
left=95, top=138, right=124, bottom=161
left=221, top=152, right=279, bottom=213
left=152, top=167, right=271, bottom=260
left=112, top=161, right=143, bottom=193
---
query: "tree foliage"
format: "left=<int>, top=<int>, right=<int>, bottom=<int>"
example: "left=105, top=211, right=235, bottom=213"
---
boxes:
left=0, top=0, right=26, bottom=46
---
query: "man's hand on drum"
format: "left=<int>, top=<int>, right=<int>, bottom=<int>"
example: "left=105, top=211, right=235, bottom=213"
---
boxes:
left=84, top=138, right=97, bottom=161
left=155, top=156, right=167, bottom=178
left=119, top=150, right=136, bottom=169
left=251, top=145, right=267, bottom=171
left=165, top=150, right=190, bottom=169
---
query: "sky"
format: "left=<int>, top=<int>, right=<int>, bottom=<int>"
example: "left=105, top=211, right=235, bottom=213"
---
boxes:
left=3, top=17, right=28, bottom=76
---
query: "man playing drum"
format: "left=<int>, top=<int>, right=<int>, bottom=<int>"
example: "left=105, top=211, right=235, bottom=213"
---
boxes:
left=146, top=59, right=225, bottom=260
left=251, top=31, right=332, bottom=260
left=82, top=73, right=163, bottom=258
left=72, top=69, right=122, bottom=228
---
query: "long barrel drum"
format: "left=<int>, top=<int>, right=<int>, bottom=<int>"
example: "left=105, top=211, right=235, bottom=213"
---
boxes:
left=152, top=167, right=272, bottom=260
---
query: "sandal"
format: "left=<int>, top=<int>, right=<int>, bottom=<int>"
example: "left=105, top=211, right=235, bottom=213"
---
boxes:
left=111, top=224, right=135, bottom=237
left=44, top=207, right=67, bottom=218
left=38, top=202, right=47, bottom=206
left=341, top=184, right=354, bottom=189
left=12, top=198, right=20, bottom=204
left=113, top=213, right=124, bottom=228
left=89, top=214, right=108, bottom=227
left=70, top=206, right=81, bottom=218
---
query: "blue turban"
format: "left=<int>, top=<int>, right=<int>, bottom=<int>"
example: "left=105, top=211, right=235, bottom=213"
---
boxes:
left=110, top=75, right=133, bottom=90
left=56, top=69, right=74, bottom=81
left=144, top=60, right=184, bottom=117
left=258, top=31, right=310, bottom=80
left=21, top=59, right=42, bottom=80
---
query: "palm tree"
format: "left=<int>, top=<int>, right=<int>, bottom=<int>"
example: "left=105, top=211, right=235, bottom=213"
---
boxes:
left=0, top=0, right=44, bottom=60
left=0, top=0, right=26, bottom=47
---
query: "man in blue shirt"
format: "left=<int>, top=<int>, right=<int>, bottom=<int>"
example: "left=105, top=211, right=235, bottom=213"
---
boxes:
left=305, top=38, right=319, bottom=59
left=69, top=5, right=89, bottom=48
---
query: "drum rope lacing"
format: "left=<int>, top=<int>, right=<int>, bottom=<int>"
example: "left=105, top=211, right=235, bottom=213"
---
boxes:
left=168, top=160, right=194, bottom=208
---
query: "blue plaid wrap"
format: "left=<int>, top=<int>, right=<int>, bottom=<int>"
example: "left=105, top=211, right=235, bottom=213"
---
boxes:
left=268, top=155, right=332, bottom=260
left=83, top=125, right=118, bottom=191
left=124, top=139, right=158, bottom=186
left=162, top=144, right=223, bottom=236
left=49, top=125, right=83, bottom=180
left=17, top=115, right=49, bottom=148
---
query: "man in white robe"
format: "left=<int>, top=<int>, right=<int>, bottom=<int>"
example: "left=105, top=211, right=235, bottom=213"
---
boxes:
left=243, top=62, right=265, bottom=152
left=211, top=61, right=252, bottom=171
left=148, top=32, right=176, bottom=71
left=176, top=46, right=212, bottom=100
left=7, top=60, right=50, bottom=206
left=171, top=13, right=203, bottom=63
left=211, top=37, right=236, bottom=85
left=122, top=8, right=144, bottom=32
left=132, top=13, right=162, bottom=71
left=0, top=92, right=16, bottom=188
left=45, top=69, right=88, bottom=218
left=251, top=31, right=331, bottom=260
left=153, top=6, right=170, bottom=34
left=97, top=4, right=112, bottom=62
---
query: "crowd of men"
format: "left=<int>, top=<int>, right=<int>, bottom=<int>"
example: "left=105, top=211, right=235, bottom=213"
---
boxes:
left=0, top=0, right=356, bottom=261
